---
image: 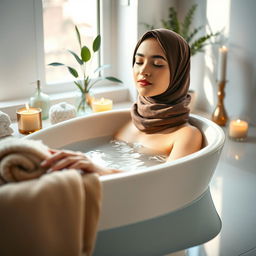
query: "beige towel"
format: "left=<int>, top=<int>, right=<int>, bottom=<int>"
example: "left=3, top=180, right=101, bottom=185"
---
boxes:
left=0, top=138, right=51, bottom=184
left=0, top=138, right=102, bottom=256
left=0, top=170, right=101, bottom=256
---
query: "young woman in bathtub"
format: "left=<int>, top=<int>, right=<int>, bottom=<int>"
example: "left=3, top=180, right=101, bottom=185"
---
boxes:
left=41, top=29, right=202, bottom=175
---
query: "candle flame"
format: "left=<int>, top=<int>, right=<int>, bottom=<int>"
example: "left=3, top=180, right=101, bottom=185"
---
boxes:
left=100, top=98, right=105, bottom=103
left=220, top=45, right=228, bottom=52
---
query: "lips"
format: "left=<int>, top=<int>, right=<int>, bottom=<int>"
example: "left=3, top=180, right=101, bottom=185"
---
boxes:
left=137, top=79, right=152, bottom=86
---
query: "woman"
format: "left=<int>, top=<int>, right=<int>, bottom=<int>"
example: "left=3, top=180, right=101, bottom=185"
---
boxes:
left=41, top=29, right=202, bottom=175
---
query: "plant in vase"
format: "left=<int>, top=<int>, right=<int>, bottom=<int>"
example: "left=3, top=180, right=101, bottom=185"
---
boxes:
left=49, top=26, right=122, bottom=114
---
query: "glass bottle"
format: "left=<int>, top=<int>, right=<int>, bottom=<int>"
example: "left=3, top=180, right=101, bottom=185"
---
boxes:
left=29, top=80, right=50, bottom=120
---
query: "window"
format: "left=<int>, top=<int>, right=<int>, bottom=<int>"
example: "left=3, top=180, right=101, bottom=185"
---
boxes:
left=43, top=0, right=99, bottom=84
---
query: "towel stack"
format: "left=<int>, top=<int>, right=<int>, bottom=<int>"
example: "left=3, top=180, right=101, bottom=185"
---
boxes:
left=0, top=111, right=13, bottom=138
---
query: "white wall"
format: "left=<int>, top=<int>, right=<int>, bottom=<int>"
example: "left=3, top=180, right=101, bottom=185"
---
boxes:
left=177, top=0, right=256, bottom=125
left=226, top=0, right=256, bottom=125
left=0, top=0, right=45, bottom=101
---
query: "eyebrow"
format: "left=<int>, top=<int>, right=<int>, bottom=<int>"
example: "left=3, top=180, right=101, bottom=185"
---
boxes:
left=136, top=53, right=167, bottom=61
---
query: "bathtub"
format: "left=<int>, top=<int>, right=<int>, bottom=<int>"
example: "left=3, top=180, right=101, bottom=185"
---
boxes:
left=27, top=109, right=225, bottom=255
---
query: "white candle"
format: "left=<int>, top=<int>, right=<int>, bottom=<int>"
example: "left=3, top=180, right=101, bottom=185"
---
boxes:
left=228, top=119, right=248, bottom=140
left=217, top=46, right=228, bottom=82
left=16, top=104, right=42, bottom=134
left=92, top=98, right=113, bottom=112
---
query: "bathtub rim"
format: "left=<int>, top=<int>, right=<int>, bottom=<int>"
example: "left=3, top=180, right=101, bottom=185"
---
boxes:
left=25, top=108, right=225, bottom=182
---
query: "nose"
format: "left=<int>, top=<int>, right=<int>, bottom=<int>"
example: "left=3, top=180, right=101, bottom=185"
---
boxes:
left=139, top=63, right=151, bottom=77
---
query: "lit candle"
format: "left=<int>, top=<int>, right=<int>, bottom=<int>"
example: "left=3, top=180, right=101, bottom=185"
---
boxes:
left=217, top=46, right=228, bottom=82
left=228, top=119, right=248, bottom=140
left=16, top=104, right=42, bottom=134
left=92, top=98, right=113, bottom=112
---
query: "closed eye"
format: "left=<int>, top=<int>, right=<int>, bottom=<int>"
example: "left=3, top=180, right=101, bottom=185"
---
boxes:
left=153, top=63, right=164, bottom=67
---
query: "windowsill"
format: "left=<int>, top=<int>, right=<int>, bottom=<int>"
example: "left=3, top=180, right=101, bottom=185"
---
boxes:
left=0, top=85, right=130, bottom=121
left=10, top=100, right=133, bottom=138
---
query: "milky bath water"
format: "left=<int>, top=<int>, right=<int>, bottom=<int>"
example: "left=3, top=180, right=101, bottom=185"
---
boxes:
left=63, top=136, right=166, bottom=171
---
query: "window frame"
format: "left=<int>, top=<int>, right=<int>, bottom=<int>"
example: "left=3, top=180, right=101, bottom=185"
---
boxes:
left=0, top=0, right=128, bottom=104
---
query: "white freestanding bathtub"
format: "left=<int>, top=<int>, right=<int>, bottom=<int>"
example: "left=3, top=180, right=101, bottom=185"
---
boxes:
left=26, top=109, right=225, bottom=255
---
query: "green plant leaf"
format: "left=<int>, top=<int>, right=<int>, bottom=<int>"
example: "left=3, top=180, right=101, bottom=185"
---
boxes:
left=75, top=25, right=82, bottom=48
left=68, top=50, right=83, bottom=65
left=190, top=33, right=217, bottom=55
left=81, top=46, right=91, bottom=62
left=93, top=64, right=111, bottom=73
left=186, top=26, right=203, bottom=43
left=181, top=4, right=197, bottom=40
left=105, top=76, right=123, bottom=83
left=74, top=81, right=84, bottom=93
left=87, top=77, right=104, bottom=91
left=93, top=35, right=101, bottom=52
left=67, top=66, right=79, bottom=78
left=48, top=62, right=64, bottom=66
left=166, top=7, right=180, bottom=34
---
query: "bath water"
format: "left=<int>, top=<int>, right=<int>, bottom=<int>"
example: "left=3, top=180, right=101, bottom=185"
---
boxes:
left=63, top=136, right=166, bottom=171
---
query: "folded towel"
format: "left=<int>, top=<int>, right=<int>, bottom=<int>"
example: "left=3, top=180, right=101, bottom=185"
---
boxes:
left=0, top=138, right=51, bottom=184
left=49, top=102, right=76, bottom=124
left=0, top=170, right=101, bottom=256
left=0, top=111, right=13, bottom=137
left=0, top=138, right=102, bottom=256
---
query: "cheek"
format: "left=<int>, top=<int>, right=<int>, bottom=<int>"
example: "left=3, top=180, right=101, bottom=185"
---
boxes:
left=133, top=67, right=138, bottom=81
left=158, top=70, right=170, bottom=88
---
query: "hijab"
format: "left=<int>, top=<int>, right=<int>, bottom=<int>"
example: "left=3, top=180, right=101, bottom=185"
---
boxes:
left=131, top=29, right=191, bottom=133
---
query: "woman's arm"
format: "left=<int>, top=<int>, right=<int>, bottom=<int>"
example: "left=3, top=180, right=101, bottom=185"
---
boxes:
left=40, top=149, right=121, bottom=176
left=167, top=126, right=202, bottom=161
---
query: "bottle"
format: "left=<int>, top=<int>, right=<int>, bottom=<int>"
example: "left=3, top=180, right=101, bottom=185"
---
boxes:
left=29, top=80, right=50, bottom=120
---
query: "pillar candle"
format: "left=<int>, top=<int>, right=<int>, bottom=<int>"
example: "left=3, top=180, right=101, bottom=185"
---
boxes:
left=92, top=98, right=113, bottom=112
left=16, top=105, right=42, bottom=134
left=228, top=119, right=248, bottom=140
left=217, top=46, right=228, bottom=82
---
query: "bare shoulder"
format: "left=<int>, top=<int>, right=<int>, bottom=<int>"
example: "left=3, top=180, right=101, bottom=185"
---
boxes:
left=177, top=124, right=202, bottom=140
left=167, top=124, right=203, bottom=161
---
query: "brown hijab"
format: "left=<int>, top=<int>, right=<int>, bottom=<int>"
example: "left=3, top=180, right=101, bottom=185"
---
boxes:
left=131, top=29, right=191, bottom=133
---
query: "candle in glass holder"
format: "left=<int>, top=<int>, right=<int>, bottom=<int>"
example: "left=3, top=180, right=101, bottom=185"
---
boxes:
left=92, top=98, right=113, bottom=112
left=16, top=104, right=42, bottom=134
left=228, top=119, right=248, bottom=141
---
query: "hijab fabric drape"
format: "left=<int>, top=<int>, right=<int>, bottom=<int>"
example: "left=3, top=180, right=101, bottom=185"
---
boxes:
left=131, top=29, right=191, bottom=133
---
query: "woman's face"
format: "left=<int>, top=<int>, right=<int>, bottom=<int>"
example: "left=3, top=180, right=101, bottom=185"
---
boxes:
left=133, top=38, right=170, bottom=97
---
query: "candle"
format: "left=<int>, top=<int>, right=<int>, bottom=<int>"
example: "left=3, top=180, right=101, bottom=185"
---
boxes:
left=217, top=46, right=228, bottom=82
left=16, top=104, right=42, bottom=134
left=92, top=98, right=113, bottom=112
left=228, top=119, right=248, bottom=141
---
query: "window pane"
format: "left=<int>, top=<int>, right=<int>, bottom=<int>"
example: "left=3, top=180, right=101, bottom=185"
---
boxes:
left=43, top=0, right=98, bottom=84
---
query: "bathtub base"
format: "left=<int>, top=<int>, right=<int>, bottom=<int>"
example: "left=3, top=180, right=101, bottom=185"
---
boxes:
left=93, top=188, right=221, bottom=256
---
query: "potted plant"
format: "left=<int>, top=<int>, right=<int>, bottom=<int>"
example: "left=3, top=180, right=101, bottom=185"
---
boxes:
left=144, top=4, right=220, bottom=56
left=49, top=25, right=122, bottom=114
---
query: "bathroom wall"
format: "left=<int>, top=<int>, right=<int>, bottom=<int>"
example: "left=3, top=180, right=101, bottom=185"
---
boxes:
left=226, top=0, right=256, bottom=125
left=177, top=0, right=256, bottom=125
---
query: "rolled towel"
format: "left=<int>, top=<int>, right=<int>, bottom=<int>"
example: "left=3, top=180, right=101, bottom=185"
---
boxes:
left=0, top=138, right=51, bottom=184
left=49, top=102, right=76, bottom=124
left=0, top=111, right=13, bottom=138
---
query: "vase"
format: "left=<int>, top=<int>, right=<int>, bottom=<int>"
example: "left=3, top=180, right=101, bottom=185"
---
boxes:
left=76, top=92, right=93, bottom=116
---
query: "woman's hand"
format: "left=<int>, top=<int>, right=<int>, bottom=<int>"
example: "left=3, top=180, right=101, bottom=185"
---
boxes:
left=40, top=149, right=121, bottom=176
